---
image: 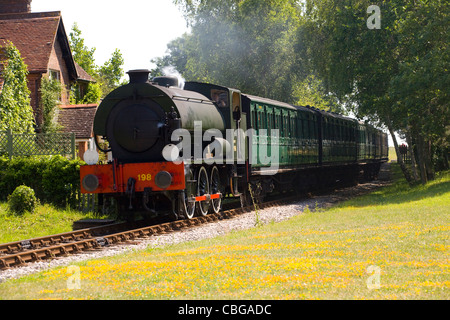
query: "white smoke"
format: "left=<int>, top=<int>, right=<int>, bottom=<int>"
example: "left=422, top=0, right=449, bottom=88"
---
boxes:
left=162, top=66, right=185, bottom=89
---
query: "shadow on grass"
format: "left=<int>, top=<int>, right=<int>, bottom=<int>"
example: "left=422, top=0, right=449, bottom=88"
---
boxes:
left=342, top=166, right=450, bottom=208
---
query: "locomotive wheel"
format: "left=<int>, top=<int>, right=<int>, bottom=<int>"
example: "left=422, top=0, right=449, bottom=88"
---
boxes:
left=196, top=166, right=210, bottom=216
left=210, top=166, right=222, bottom=214
left=182, top=168, right=195, bottom=219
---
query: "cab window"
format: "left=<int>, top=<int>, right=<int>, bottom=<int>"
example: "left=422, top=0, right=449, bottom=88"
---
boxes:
left=211, top=89, right=229, bottom=108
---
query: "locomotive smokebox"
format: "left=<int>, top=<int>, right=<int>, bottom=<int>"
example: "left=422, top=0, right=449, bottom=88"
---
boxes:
left=152, top=76, right=179, bottom=88
left=127, top=69, right=151, bottom=84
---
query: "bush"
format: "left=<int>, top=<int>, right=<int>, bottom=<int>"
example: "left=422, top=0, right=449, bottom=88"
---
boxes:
left=41, top=156, right=82, bottom=208
left=0, top=156, right=85, bottom=208
left=8, top=185, right=38, bottom=215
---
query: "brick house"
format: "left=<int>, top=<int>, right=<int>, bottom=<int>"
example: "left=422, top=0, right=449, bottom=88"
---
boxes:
left=58, top=104, right=98, bottom=159
left=0, top=0, right=97, bottom=159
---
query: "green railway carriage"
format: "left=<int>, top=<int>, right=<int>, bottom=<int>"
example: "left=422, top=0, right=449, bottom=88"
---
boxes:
left=316, top=109, right=358, bottom=165
left=181, top=81, right=388, bottom=204
left=242, top=94, right=319, bottom=170
left=356, top=123, right=389, bottom=161
left=241, top=91, right=388, bottom=169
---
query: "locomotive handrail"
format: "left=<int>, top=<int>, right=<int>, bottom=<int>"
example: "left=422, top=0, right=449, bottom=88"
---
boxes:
left=172, top=95, right=214, bottom=105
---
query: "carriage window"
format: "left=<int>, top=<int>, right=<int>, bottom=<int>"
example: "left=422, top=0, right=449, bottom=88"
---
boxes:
left=279, top=114, right=282, bottom=135
left=303, top=119, right=308, bottom=139
left=257, top=108, right=263, bottom=130
left=291, top=117, right=295, bottom=138
left=312, top=120, right=317, bottom=140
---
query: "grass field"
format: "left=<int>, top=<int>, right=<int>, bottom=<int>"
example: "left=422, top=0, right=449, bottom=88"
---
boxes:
left=0, top=203, right=104, bottom=244
left=0, top=165, right=448, bottom=300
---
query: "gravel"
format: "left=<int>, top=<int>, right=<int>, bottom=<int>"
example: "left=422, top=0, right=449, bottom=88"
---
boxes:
left=0, top=165, right=390, bottom=283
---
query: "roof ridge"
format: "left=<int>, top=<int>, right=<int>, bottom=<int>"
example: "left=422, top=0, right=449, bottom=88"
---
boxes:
left=0, top=11, right=61, bottom=21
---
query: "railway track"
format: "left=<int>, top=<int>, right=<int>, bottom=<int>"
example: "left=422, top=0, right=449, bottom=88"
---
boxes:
left=0, top=197, right=294, bottom=270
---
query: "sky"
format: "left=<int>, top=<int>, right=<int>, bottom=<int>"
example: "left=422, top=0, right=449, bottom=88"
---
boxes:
left=31, top=0, right=190, bottom=78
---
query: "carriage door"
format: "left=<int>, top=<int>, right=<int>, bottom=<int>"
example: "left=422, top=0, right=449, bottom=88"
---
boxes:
left=230, top=90, right=247, bottom=162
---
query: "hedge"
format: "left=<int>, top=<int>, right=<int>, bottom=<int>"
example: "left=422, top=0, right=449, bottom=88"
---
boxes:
left=0, top=155, right=85, bottom=208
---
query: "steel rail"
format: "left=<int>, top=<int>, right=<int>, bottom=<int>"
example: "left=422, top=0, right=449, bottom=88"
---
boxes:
left=0, top=197, right=295, bottom=270
left=0, top=221, right=129, bottom=256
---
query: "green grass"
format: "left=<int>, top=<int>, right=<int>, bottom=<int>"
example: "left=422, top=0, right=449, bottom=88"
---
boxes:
left=0, top=203, right=104, bottom=244
left=0, top=165, right=449, bottom=300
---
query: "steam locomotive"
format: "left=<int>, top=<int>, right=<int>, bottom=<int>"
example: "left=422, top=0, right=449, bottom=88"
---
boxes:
left=80, top=69, right=388, bottom=220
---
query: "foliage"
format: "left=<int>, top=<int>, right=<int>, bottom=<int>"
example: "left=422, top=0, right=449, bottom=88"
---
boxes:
left=0, top=156, right=84, bottom=208
left=69, top=23, right=125, bottom=102
left=162, top=0, right=448, bottom=184
left=299, top=0, right=449, bottom=183
left=293, top=75, right=343, bottom=113
left=0, top=41, right=35, bottom=133
left=155, top=0, right=303, bottom=103
left=69, top=23, right=97, bottom=77
left=41, top=155, right=83, bottom=208
left=69, top=82, right=102, bottom=105
left=39, top=76, right=63, bottom=133
left=155, top=0, right=353, bottom=108
left=7, top=185, right=38, bottom=215
left=98, top=49, right=125, bottom=94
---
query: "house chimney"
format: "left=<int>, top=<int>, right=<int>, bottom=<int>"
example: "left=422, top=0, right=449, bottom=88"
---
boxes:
left=0, top=0, right=31, bottom=14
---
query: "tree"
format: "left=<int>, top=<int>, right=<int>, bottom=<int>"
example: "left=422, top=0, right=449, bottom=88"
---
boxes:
left=158, top=0, right=302, bottom=102
left=69, top=23, right=125, bottom=102
left=388, top=0, right=450, bottom=180
left=98, top=48, right=125, bottom=95
left=162, top=0, right=448, bottom=184
left=293, top=74, right=343, bottom=113
left=0, top=41, right=35, bottom=133
left=69, top=23, right=97, bottom=77
left=299, top=0, right=449, bottom=183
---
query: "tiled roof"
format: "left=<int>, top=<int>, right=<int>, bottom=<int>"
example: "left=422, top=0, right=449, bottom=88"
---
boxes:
left=0, top=12, right=63, bottom=73
left=57, top=104, right=98, bottom=139
left=75, top=61, right=96, bottom=82
left=0, top=11, right=93, bottom=82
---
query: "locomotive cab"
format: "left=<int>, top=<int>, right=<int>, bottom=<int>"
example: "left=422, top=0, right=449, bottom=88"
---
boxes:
left=184, top=82, right=246, bottom=132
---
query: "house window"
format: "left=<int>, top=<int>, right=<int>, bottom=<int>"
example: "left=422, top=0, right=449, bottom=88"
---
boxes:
left=49, top=69, right=60, bottom=81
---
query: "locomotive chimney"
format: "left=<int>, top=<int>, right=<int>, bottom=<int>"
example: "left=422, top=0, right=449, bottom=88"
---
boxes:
left=127, top=69, right=150, bottom=84
left=0, top=0, right=32, bottom=14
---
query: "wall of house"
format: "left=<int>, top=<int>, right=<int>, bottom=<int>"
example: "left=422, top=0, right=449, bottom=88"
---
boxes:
left=47, top=39, right=70, bottom=105
left=78, top=140, right=88, bottom=160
